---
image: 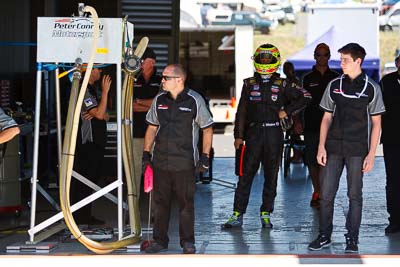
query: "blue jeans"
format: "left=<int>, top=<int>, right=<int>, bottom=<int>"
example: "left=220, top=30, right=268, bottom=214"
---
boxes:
left=319, top=154, right=364, bottom=238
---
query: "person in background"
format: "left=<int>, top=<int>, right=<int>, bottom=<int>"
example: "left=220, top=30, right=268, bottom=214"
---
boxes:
left=132, top=47, right=161, bottom=199
left=301, top=43, right=339, bottom=209
left=308, top=43, right=385, bottom=253
left=379, top=54, right=400, bottom=234
left=72, top=66, right=111, bottom=225
left=222, top=44, right=310, bottom=230
left=0, top=107, right=20, bottom=144
left=143, top=64, right=213, bottom=254
left=283, top=61, right=304, bottom=164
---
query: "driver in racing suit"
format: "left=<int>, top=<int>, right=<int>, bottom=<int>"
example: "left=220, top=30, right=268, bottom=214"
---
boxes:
left=222, top=44, right=311, bottom=229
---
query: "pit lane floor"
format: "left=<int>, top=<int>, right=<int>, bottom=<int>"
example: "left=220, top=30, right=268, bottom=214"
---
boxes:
left=0, top=156, right=399, bottom=266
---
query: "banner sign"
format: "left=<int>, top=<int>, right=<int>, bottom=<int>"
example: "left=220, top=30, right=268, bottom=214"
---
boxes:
left=37, top=17, right=133, bottom=64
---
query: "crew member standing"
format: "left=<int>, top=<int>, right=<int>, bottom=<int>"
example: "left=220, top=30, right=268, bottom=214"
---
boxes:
left=302, top=43, right=339, bottom=208
left=143, top=64, right=213, bottom=254
left=132, top=47, right=161, bottom=198
left=308, top=43, right=385, bottom=253
left=72, top=66, right=111, bottom=225
left=379, top=54, right=400, bottom=234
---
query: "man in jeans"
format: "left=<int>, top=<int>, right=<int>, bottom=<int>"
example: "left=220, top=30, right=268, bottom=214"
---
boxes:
left=308, top=43, right=385, bottom=253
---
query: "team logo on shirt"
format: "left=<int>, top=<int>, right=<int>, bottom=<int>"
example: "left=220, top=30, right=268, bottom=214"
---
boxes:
left=271, top=94, right=278, bottom=101
left=84, top=98, right=93, bottom=107
left=250, top=91, right=261, bottom=96
left=157, top=104, right=169, bottom=110
left=179, top=107, right=192, bottom=112
left=271, top=87, right=280, bottom=93
left=252, top=84, right=260, bottom=90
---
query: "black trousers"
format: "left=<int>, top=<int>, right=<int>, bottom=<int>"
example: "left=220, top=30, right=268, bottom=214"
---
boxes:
left=71, top=142, right=105, bottom=223
left=233, top=126, right=283, bottom=214
left=152, top=167, right=196, bottom=247
left=319, top=155, right=364, bottom=238
left=383, top=144, right=400, bottom=225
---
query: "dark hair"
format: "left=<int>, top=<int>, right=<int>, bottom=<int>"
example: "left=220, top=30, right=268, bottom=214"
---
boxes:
left=338, top=43, right=366, bottom=64
left=142, top=47, right=156, bottom=60
left=314, top=42, right=330, bottom=55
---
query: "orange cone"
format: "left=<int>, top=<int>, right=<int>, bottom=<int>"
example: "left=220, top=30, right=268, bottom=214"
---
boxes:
left=230, top=97, right=236, bottom=108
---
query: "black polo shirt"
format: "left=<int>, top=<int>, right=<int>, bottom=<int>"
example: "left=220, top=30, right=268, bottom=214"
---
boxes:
left=380, top=70, right=400, bottom=144
left=132, top=72, right=161, bottom=138
left=146, top=88, right=214, bottom=172
left=78, top=84, right=107, bottom=146
left=302, top=66, right=339, bottom=133
left=320, top=73, right=385, bottom=156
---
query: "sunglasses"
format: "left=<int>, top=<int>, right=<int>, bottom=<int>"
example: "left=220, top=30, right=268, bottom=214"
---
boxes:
left=315, top=53, right=330, bottom=57
left=162, top=75, right=180, bottom=81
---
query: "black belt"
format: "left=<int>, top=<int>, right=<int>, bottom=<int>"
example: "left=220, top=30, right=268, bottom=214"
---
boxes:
left=250, top=121, right=280, bottom=128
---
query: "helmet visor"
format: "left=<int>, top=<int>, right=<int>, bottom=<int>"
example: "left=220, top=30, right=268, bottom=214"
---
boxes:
left=255, top=52, right=276, bottom=64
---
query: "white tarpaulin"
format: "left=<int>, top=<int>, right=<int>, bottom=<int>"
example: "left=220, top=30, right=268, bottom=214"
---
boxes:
left=37, top=17, right=133, bottom=64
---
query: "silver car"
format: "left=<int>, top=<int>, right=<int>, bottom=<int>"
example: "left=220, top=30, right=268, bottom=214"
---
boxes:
left=379, top=2, right=400, bottom=31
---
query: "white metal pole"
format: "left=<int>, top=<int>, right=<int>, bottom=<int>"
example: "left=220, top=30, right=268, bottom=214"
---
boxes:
left=116, top=64, right=123, bottom=239
left=54, top=63, right=62, bottom=172
left=29, top=64, right=43, bottom=243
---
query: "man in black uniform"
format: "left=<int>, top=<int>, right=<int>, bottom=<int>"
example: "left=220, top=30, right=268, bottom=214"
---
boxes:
left=143, top=64, right=213, bottom=254
left=72, top=66, right=111, bottom=225
left=132, top=47, right=161, bottom=198
left=379, top=54, right=400, bottom=234
left=308, top=43, right=385, bottom=253
left=302, top=43, right=339, bottom=208
left=222, top=44, right=310, bottom=229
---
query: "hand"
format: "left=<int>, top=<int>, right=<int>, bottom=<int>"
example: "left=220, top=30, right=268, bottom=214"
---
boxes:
left=196, top=153, right=209, bottom=173
left=104, top=113, right=110, bottom=122
left=102, top=74, right=112, bottom=94
left=82, top=111, right=94, bottom=120
left=362, top=153, right=375, bottom=173
left=278, top=109, right=288, bottom=119
left=280, top=116, right=293, bottom=131
left=317, top=146, right=327, bottom=166
left=142, top=151, right=152, bottom=174
left=234, top=138, right=243, bottom=150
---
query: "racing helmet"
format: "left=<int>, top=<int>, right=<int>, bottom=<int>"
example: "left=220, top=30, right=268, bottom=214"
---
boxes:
left=253, top=44, right=281, bottom=75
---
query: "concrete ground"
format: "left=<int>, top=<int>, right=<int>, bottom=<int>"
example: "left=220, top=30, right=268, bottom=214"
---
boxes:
left=0, top=134, right=398, bottom=266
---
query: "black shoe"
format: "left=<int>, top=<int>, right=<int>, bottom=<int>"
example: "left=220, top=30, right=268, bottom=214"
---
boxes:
left=308, top=234, right=332, bottom=251
left=385, top=223, right=400, bottom=234
left=345, top=235, right=359, bottom=253
left=145, top=241, right=167, bottom=253
left=182, top=242, right=196, bottom=254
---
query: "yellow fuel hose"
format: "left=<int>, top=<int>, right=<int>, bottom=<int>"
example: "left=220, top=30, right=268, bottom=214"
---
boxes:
left=121, top=36, right=149, bottom=235
left=58, top=5, right=139, bottom=254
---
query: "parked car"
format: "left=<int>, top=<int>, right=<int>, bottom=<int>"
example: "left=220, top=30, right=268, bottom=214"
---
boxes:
left=211, top=11, right=272, bottom=34
left=380, top=0, right=400, bottom=15
left=382, top=62, right=397, bottom=77
left=379, top=2, right=400, bottom=31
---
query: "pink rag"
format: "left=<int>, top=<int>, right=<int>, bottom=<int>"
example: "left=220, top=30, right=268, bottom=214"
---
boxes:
left=144, top=165, right=153, bottom=193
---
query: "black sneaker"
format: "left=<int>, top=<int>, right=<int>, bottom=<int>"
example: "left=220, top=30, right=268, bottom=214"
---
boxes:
left=308, top=234, right=332, bottom=251
left=385, top=223, right=400, bottom=234
left=145, top=241, right=167, bottom=253
left=182, top=242, right=196, bottom=254
left=345, top=235, right=358, bottom=253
